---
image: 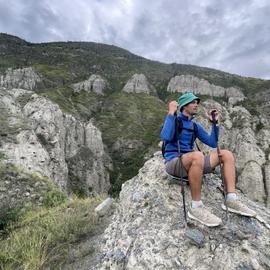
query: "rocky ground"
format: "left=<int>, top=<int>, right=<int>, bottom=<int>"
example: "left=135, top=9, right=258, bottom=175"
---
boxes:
left=94, top=152, right=270, bottom=270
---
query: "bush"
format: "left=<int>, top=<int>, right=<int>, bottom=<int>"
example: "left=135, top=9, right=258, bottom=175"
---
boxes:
left=43, top=190, right=68, bottom=208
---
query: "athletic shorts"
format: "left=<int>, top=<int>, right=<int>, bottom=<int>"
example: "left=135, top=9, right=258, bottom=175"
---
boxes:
left=165, top=153, right=213, bottom=178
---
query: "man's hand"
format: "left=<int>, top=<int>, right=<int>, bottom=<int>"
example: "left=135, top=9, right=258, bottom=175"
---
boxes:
left=168, top=101, right=178, bottom=115
left=207, top=109, right=220, bottom=123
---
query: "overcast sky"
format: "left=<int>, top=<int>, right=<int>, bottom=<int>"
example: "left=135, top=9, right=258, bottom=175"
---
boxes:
left=0, top=0, right=269, bottom=79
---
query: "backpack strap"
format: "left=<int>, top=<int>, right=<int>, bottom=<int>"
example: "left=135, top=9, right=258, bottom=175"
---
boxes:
left=191, top=122, right=201, bottom=151
left=163, top=118, right=200, bottom=156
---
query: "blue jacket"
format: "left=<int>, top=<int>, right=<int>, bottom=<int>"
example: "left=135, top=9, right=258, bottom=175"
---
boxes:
left=160, top=113, right=219, bottom=161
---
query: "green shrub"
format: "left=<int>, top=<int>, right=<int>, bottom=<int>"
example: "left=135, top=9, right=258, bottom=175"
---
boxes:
left=0, top=205, right=22, bottom=232
left=43, top=190, right=68, bottom=208
left=255, top=122, right=265, bottom=132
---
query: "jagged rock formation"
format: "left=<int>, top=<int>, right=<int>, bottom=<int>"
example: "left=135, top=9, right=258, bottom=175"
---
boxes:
left=0, top=67, right=41, bottom=90
left=167, top=75, right=245, bottom=104
left=0, top=87, right=111, bottom=193
left=122, top=74, right=157, bottom=95
left=72, top=74, right=107, bottom=95
left=97, top=152, right=270, bottom=270
left=255, top=89, right=270, bottom=118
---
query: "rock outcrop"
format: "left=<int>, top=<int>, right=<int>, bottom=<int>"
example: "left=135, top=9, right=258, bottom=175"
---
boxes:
left=96, top=152, right=270, bottom=270
left=72, top=74, right=107, bottom=95
left=167, top=75, right=245, bottom=104
left=0, top=67, right=42, bottom=90
left=255, top=89, right=270, bottom=118
left=0, top=87, right=111, bottom=193
left=122, top=74, right=157, bottom=95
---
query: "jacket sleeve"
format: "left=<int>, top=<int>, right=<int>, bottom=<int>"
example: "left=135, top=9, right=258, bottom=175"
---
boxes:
left=160, top=115, right=176, bottom=141
left=196, top=123, right=220, bottom=148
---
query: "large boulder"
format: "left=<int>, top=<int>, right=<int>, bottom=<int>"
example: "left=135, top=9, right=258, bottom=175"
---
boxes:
left=96, top=153, right=270, bottom=270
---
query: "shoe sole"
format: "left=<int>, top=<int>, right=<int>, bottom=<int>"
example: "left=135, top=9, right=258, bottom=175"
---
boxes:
left=187, top=211, right=222, bottom=227
left=221, top=204, right=256, bottom=217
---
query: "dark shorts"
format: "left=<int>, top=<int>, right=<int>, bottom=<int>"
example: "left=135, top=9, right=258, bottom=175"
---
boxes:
left=165, top=153, right=213, bottom=178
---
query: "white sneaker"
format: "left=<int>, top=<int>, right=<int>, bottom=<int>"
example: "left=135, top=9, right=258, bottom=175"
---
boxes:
left=188, top=205, right=222, bottom=227
left=222, top=200, right=256, bottom=217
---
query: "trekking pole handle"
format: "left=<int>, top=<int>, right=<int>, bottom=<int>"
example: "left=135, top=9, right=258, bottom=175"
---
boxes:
left=210, top=109, right=219, bottom=145
left=210, top=109, right=218, bottom=124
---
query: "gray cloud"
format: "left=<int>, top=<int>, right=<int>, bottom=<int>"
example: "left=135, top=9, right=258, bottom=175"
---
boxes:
left=0, top=0, right=269, bottom=79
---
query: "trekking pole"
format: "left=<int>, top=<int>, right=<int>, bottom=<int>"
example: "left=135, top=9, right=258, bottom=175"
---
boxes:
left=175, top=112, right=187, bottom=225
left=211, top=110, right=228, bottom=221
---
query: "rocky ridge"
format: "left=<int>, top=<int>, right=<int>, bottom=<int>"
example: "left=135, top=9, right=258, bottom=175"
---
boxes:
left=167, top=75, right=245, bottom=104
left=96, top=152, right=270, bottom=270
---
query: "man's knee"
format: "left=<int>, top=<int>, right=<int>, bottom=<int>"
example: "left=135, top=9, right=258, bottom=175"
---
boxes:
left=220, top=149, right=234, bottom=162
left=191, top=151, right=204, bottom=166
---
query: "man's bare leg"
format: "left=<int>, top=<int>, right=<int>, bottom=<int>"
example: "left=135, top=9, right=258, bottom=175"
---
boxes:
left=209, top=149, right=256, bottom=217
left=182, top=151, right=222, bottom=226
left=209, top=149, right=235, bottom=193
left=181, top=151, right=204, bottom=201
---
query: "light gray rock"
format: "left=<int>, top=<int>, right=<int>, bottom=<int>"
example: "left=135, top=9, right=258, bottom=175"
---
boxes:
left=1, top=130, right=51, bottom=178
left=257, top=128, right=270, bottom=151
left=264, top=162, right=270, bottom=207
left=95, top=198, right=115, bottom=217
left=122, top=74, right=157, bottom=95
left=0, top=67, right=41, bottom=90
left=23, top=95, right=69, bottom=188
left=167, top=75, right=245, bottom=104
left=96, top=153, right=270, bottom=270
left=72, top=74, right=106, bottom=95
left=238, top=161, right=265, bottom=203
left=0, top=88, right=111, bottom=193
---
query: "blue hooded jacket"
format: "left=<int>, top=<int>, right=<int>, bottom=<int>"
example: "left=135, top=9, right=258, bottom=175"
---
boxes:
left=160, top=113, right=219, bottom=161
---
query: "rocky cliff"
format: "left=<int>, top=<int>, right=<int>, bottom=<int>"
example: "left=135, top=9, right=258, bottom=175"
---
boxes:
left=167, top=75, right=245, bottom=104
left=0, top=67, right=42, bottom=90
left=72, top=74, right=107, bottom=95
left=0, top=86, right=111, bottom=194
left=96, top=152, right=270, bottom=270
left=122, top=74, right=157, bottom=95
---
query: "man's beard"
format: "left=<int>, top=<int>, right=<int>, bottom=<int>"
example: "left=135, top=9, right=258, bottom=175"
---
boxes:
left=191, top=110, right=198, bottom=116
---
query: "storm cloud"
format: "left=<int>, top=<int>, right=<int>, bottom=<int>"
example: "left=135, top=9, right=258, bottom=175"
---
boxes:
left=0, top=0, right=269, bottom=78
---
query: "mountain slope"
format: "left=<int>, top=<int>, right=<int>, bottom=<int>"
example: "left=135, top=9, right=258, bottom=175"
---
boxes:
left=1, top=33, right=270, bottom=97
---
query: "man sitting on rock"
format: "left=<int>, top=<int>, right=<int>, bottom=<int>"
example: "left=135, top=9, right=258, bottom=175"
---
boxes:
left=161, top=92, right=256, bottom=227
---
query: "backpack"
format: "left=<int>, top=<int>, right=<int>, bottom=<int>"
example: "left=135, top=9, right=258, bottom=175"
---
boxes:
left=161, top=117, right=198, bottom=158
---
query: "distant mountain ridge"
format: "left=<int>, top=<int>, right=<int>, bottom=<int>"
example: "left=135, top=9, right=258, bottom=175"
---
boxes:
left=1, top=32, right=270, bottom=98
